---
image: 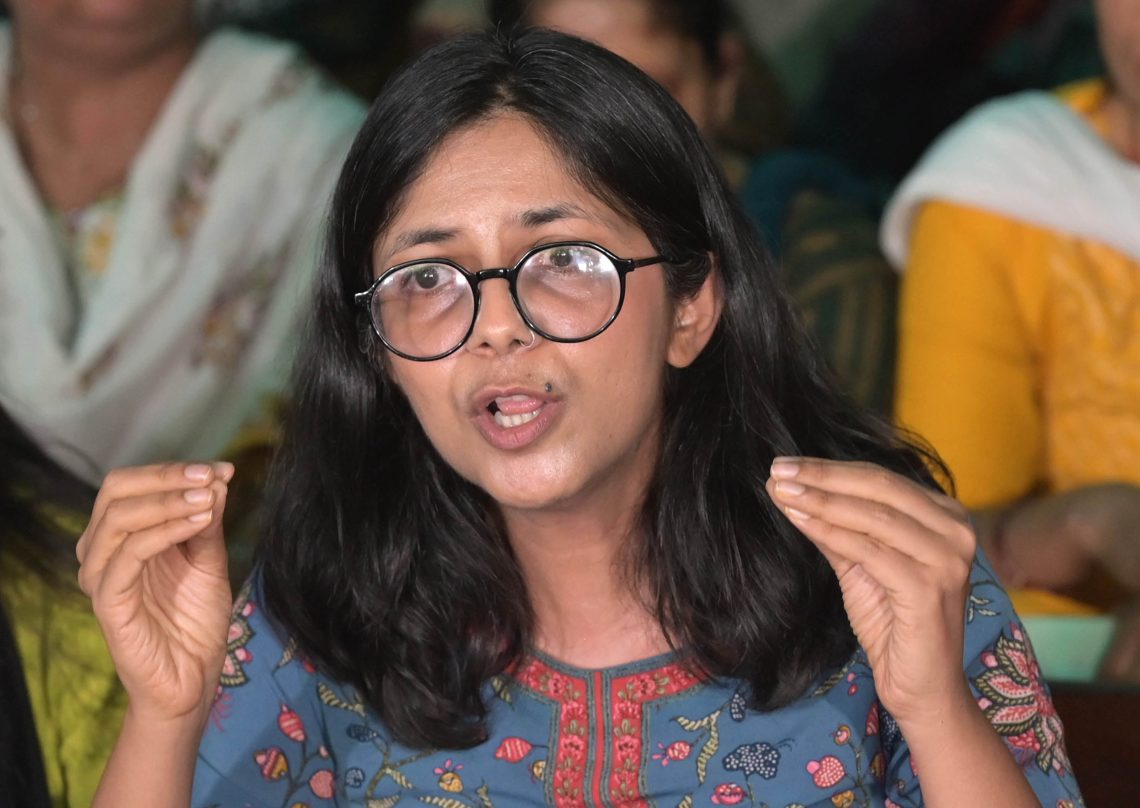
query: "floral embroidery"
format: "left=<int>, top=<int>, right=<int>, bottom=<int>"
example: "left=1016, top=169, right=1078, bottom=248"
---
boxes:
left=710, top=782, right=747, bottom=804
left=652, top=740, right=692, bottom=766
left=251, top=707, right=333, bottom=803
left=192, top=249, right=283, bottom=370
left=973, top=624, right=1072, bottom=777
left=210, top=582, right=256, bottom=727
left=433, top=759, right=464, bottom=792
left=513, top=659, right=590, bottom=806
left=220, top=583, right=256, bottom=688
left=170, top=144, right=220, bottom=239
left=610, top=664, right=703, bottom=803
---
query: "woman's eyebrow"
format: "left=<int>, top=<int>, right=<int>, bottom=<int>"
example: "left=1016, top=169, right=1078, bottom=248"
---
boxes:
left=389, top=226, right=458, bottom=254
left=518, top=203, right=596, bottom=228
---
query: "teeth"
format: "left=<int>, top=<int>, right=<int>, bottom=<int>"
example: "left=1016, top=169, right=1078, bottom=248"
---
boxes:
left=493, top=408, right=542, bottom=428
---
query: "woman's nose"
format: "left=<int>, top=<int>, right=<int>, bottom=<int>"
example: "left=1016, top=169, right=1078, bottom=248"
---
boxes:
left=465, top=279, right=536, bottom=356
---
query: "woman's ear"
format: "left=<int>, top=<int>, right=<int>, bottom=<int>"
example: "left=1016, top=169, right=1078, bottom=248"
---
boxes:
left=666, top=256, right=724, bottom=368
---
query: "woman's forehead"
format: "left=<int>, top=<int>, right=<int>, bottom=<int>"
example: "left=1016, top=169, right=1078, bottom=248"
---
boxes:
left=373, top=116, right=640, bottom=261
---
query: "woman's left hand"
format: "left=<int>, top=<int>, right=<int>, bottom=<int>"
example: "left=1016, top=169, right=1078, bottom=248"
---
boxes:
left=766, top=457, right=978, bottom=729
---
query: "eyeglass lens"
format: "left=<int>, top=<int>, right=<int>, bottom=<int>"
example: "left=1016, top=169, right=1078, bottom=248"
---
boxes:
left=370, top=244, right=622, bottom=359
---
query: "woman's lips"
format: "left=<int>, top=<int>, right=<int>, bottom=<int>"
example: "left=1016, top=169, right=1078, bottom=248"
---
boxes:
left=472, top=390, right=562, bottom=450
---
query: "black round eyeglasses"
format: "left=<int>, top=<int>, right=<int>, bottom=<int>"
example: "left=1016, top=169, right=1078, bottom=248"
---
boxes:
left=353, top=241, right=670, bottom=361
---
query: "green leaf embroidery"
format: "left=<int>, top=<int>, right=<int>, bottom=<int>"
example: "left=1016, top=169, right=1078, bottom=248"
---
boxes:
left=812, top=657, right=856, bottom=697
left=489, top=675, right=513, bottom=705
left=695, top=711, right=721, bottom=784
left=677, top=794, right=693, bottom=808
left=418, top=797, right=470, bottom=808
left=367, top=797, right=401, bottom=808
left=674, top=715, right=708, bottom=733
left=476, top=784, right=494, bottom=808
left=317, top=682, right=366, bottom=716
left=277, top=638, right=298, bottom=669
left=383, top=767, right=414, bottom=789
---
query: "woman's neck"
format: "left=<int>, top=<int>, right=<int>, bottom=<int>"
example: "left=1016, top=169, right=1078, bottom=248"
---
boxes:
left=1103, top=91, right=1140, bottom=165
left=7, top=28, right=199, bottom=211
left=504, top=505, right=671, bottom=670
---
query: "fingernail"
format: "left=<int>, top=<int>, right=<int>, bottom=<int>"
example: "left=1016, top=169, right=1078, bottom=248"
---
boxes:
left=213, top=461, right=235, bottom=482
left=770, top=460, right=799, bottom=479
left=784, top=506, right=811, bottom=521
left=185, top=464, right=211, bottom=481
left=184, top=488, right=212, bottom=505
left=775, top=480, right=805, bottom=497
left=188, top=510, right=213, bottom=523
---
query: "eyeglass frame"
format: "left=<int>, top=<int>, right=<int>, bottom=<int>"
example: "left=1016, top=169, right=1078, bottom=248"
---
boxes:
left=353, top=240, right=671, bottom=361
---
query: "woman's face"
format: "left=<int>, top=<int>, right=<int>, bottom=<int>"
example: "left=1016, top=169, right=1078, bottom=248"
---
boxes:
left=377, top=115, right=714, bottom=517
left=1097, top=0, right=1140, bottom=110
left=526, top=0, right=728, bottom=134
left=8, top=0, right=197, bottom=60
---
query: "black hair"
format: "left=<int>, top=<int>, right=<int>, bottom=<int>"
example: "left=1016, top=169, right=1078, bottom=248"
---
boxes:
left=0, top=407, right=93, bottom=808
left=259, top=28, right=944, bottom=750
left=0, top=408, right=89, bottom=589
left=488, top=0, right=731, bottom=70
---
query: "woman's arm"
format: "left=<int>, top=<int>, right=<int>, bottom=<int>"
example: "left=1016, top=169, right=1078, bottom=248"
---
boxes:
left=77, top=462, right=235, bottom=808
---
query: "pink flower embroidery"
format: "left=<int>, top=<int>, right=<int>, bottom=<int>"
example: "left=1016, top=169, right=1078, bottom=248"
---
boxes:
left=711, top=783, right=747, bottom=805
left=973, top=624, right=1072, bottom=777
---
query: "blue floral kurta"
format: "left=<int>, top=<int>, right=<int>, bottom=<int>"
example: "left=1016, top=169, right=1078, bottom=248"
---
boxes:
left=193, top=556, right=1084, bottom=807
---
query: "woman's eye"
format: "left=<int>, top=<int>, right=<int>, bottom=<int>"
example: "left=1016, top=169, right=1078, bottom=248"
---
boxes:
left=411, top=266, right=441, bottom=289
left=551, top=248, right=574, bottom=268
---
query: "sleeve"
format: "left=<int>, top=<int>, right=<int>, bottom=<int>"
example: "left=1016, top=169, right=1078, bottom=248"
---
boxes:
left=192, top=576, right=337, bottom=808
left=882, top=552, right=1086, bottom=807
left=893, top=200, right=1043, bottom=508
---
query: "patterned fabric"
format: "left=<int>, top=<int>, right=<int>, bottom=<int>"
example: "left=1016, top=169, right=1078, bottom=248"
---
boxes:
left=890, top=80, right=1140, bottom=511
left=0, top=24, right=364, bottom=481
left=193, top=556, right=1084, bottom=807
left=1, top=553, right=127, bottom=808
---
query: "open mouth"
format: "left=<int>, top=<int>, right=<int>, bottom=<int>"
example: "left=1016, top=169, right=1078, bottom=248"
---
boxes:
left=488, top=395, right=544, bottom=429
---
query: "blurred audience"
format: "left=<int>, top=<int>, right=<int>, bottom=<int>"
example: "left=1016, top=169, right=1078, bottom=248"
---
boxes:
left=800, top=0, right=1104, bottom=186
left=885, top=0, right=1140, bottom=679
left=489, top=0, right=897, bottom=413
left=488, top=0, right=789, bottom=184
left=0, top=406, right=124, bottom=808
left=0, top=0, right=363, bottom=482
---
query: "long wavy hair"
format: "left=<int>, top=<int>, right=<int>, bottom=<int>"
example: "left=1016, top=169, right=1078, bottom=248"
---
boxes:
left=259, top=28, right=944, bottom=750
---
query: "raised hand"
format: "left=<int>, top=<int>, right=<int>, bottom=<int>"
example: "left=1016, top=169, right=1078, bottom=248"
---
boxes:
left=766, top=457, right=978, bottom=728
left=77, top=462, right=235, bottom=724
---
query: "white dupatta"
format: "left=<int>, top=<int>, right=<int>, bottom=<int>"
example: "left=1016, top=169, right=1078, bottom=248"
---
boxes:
left=0, top=26, right=364, bottom=480
left=881, top=89, right=1140, bottom=270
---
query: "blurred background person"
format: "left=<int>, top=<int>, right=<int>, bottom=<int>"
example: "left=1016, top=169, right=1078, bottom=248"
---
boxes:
left=0, top=0, right=364, bottom=575
left=0, top=0, right=363, bottom=483
left=0, top=405, right=124, bottom=808
left=489, top=0, right=901, bottom=414
left=885, top=0, right=1140, bottom=680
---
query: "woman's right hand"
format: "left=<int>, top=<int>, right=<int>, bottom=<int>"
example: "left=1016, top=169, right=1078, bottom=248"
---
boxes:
left=77, top=462, right=234, bottom=724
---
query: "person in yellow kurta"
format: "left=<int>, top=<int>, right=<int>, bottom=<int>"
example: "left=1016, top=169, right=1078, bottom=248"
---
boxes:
left=0, top=407, right=126, bottom=808
left=882, top=0, right=1140, bottom=680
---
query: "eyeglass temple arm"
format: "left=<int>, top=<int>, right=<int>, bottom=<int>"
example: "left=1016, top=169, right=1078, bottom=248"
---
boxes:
left=627, top=255, right=672, bottom=270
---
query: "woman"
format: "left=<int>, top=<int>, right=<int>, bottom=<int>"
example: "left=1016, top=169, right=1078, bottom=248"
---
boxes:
left=491, top=0, right=899, bottom=415
left=885, top=0, right=1140, bottom=678
left=0, top=407, right=126, bottom=808
left=0, top=0, right=364, bottom=480
left=80, top=30, right=1080, bottom=807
